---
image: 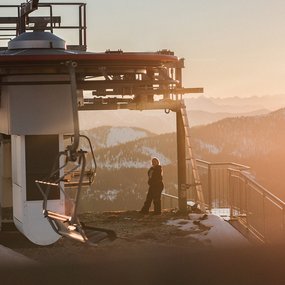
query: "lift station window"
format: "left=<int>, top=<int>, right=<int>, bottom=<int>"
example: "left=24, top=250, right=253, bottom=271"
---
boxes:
left=25, top=135, right=60, bottom=201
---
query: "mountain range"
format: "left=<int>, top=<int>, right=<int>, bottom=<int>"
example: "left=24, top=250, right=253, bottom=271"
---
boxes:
left=185, top=94, right=285, bottom=113
left=79, top=94, right=285, bottom=133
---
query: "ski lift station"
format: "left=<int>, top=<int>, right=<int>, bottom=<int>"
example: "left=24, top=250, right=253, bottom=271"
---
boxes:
left=0, top=1, right=205, bottom=246
left=1, top=1, right=285, bottom=247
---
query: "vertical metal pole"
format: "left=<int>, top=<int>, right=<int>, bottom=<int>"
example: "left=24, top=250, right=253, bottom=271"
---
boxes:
left=49, top=5, right=53, bottom=33
left=19, top=5, right=26, bottom=34
left=175, top=58, right=184, bottom=85
left=0, top=138, right=3, bottom=230
left=67, top=61, right=80, bottom=156
left=175, top=60, right=187, bottom=212
left=70, top=152, right=86, bottom=224
left=79, top=4, right=82, bottom=46
left=176, top=110, right=187, bottom=212
left=208, top=164, right=212, bottom=212
left=0, top=135, right=12, bottom=229
left=17, top=6, right=21, bottom=36
left=262, top=190, right=266, bottom=242
left=281, top=205, right=285, bottom=240
left=229, top=169, right=234, bottom=219
left=83, top=4, right=87, bottom=48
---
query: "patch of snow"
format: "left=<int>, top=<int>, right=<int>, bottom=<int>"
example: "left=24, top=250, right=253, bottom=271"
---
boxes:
left=140, top=146, right=171, bottom=165
left=167, top=218, right=198, bottom=232
left=166, top=214, right=250, bottom=248
left=200, top=215, right=249, bottom=247
left=211, top=208, right=231, bottom=219
left=197, top=140, right=221, bottom=154
left=98, top=160, right=150, bottom=169
left=106, top=127, right=148, bottom=147
left=99, top=189, right=120, bottom=201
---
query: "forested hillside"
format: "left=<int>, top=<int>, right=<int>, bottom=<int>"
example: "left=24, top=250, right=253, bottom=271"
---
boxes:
left=191, top=108, right=285, bottom=200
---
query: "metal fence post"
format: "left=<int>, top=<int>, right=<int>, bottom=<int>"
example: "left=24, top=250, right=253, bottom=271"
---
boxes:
left=208, top=164, right=212, bottom=212
left=228, top=169, right=234, bottom=219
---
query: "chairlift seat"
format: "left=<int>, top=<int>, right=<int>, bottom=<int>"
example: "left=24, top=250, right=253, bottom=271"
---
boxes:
left=44, top=210, right=116, bottom=244
left=44, top=210, right=71, bottom=222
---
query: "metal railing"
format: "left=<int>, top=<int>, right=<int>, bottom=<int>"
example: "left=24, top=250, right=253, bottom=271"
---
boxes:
left=193, top=160, right=250, bottom=211
left=162, top=159, right=285, bottom=244
left=228, top=168, right=285, bottom=243
left=0, top=3, right=87, bottom=49
left=161, top=192, right=178, bottom=209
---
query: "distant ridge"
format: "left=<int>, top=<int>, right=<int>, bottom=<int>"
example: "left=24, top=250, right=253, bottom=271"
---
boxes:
left=188, top=109, right=269, bottom=126
left=185, top=94, right=285, bottom=113
left=79, top=95, right=285, bottom=133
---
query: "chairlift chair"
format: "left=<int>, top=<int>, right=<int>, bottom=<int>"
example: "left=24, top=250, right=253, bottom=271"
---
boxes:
left=35, top=135, right=116, bottom=245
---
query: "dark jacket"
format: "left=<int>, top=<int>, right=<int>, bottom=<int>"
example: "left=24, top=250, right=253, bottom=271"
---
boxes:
left=148, top=165, right=164, bottom=189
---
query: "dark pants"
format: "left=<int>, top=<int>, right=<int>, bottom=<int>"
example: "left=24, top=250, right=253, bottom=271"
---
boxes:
left=141, top=185, right=163, bottom=214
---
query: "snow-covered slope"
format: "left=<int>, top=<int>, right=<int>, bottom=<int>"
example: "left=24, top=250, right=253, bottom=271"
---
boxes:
left=105, top=127, right=149, bottom=147
left=81, top=126, right=154, bottom=149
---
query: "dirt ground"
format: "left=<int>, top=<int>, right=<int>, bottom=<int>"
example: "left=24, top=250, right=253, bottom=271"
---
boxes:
left=1, top=210, right=285, bottom=285
left=0, top=210, right=207, bottom=264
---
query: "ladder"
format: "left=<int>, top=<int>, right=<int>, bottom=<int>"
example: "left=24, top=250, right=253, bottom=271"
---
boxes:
left=180, top=100, right=206, bottom=212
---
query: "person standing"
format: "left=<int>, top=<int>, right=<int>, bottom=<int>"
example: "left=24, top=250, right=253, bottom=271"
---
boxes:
left=140, top=157, right=164, bottom=215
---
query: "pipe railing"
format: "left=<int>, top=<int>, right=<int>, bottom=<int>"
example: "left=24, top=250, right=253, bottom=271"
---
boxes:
left=0, top=3, right=87, bottom=49
left=228, top=168, right=285, bottom=243
left=162, top=159, right=285, bottom=244
left=161, top=192, right=178, bottom=209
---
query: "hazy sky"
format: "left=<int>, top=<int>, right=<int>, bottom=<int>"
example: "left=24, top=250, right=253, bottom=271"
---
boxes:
left=2, top=0, right=285, bottom=98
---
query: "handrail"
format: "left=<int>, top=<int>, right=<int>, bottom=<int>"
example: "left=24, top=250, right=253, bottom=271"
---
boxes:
left=196, top=159, right=250, bottom=170
left=162, top=158, right=285, bottom=244
left=229, top=168, right=285, bottom=207
left=162, top=193, right=178, bottom=200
